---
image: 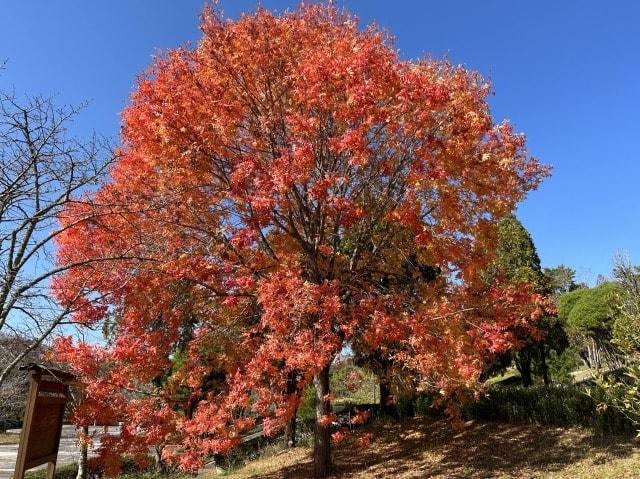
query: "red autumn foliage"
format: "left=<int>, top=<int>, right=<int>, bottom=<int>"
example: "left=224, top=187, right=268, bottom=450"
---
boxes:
left=355, top=432, right=374, bottom=447
left=52, top=4, right=551, bottom=476
left=331, top=428, right=349, bottom=445
left=350, top=409, right=370, bottom=426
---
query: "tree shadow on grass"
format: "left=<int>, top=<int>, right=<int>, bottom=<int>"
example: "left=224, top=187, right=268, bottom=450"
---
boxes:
left=253, top=418, right=638, bottom=478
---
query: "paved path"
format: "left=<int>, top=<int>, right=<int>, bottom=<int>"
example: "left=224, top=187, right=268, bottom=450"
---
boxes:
left=0, top=425, right=261, bottom=478
left=0, top=425, right=117, bottom=479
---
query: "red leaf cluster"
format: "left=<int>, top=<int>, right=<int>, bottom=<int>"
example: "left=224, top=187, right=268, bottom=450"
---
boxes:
left=52, top=4, right=550, bottom=472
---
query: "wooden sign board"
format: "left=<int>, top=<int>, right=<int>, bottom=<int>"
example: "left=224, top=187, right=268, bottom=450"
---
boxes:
left=13, top=364, right=75, bottom=479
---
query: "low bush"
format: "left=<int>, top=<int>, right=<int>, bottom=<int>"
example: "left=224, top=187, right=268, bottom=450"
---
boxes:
left=463, top=384, right=635, bottom=434
left=387, top=392, right=444, bottom=419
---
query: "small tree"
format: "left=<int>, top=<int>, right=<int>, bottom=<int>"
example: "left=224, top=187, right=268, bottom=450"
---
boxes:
left=598, top=256, right=640, bottom=428
left=488, top=215, right=565, bottom=386
left=558, top=283, right=620, bottom=369
left=544, top=265, right=584, bottom=298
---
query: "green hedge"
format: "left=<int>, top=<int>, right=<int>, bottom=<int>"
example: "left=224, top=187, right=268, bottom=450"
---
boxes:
left=392, top=392, right=444, bottom=419
left=463, top=384, right=635, bottom=434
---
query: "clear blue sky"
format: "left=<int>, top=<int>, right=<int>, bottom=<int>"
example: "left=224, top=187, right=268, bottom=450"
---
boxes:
left=2, top=1, right=639, bottom=285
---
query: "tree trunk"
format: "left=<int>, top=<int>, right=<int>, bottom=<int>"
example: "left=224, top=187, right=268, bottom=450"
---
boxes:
left=379, top=380, right=396, bottom=417
left=591, top=339, right=602, bottom=369
left=287, top=406, right=298, bottom=448
left=313, top=365, right=332, bottom=479
left=286, top=369, right=299, bottom=448
left=76, top=425, right=89, bottom=479
left=540, top=343, right=550, bottom=386
left=515, top=348, right=533, bottom=387
left=154, top=445, right=167, bottom=474
left=585, top=343, right=595, bottom=369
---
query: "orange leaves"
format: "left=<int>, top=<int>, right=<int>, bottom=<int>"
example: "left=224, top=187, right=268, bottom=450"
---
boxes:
left=319, top=413, right=338, bottom=428
left=329, top=128, right=370, bottom=166
left=257, top=270, right=339, bottom=330
left=350, top=408, right=371, bottom=426
left=331, top=428, right=349, bottom=444
left=51, top=2, right=551, bottom=473
left=363, top=309, right=409, bottom=349
left=345, top=369, right=365, bottom=393
left=355, top=432, right=373, bottom=447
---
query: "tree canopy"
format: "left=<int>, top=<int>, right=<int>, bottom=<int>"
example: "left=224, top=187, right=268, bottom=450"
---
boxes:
left=558, top=283, right=618, bottom=337
left=52, top=4, right=549, bottom=477
left=544, top=265, right=583, bottom=297
left=491, top=214, right=545, bottom=289
left=488, top=215, right=563, bottom=386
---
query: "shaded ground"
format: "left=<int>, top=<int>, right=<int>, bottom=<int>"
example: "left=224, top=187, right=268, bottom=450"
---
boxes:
left=219, top=418, right=640, bottom=478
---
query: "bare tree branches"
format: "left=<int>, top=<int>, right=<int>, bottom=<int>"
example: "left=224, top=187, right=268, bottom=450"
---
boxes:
left=0, top=90, right=116, bottom=386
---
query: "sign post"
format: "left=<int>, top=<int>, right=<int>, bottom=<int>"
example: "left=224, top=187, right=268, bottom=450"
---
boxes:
left=13, top=364, right=75, bottom=479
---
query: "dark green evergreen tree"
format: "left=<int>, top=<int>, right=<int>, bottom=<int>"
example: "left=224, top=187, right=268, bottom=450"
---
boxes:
left=490, top=215, right=568, bottom=386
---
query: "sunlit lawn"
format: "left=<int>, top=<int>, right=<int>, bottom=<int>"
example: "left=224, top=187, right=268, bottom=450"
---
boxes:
left=485, top=368, right=521, bottom=386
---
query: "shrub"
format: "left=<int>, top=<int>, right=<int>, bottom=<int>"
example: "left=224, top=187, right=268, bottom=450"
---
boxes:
left=393, top=394, right=416, bottom=419
left=546, top=347, right=582, bottom=383
left=463, top=384, right=635, bottom=434
left=298, top=383, right=316, bottom=420
left=386, top=392, right=444, bottom=419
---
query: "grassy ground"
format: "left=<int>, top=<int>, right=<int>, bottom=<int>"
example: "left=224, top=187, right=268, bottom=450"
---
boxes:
left=485, top=369, right=521, bottom=386
left=0, top=432, right=20, bottom=445
left=216, top=418, right=640, bottom=478
left=24, top=464, right=77, bottom=479
left=484, top=365, right=597, bottom=388
left=570, top=366, right=610, bottom=384
left=24, top=464, right=191, bottom=479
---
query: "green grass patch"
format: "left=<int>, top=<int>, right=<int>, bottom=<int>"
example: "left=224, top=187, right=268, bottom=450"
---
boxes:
left=24, top=464, right=77, bottom=479
left=0, top=432, right=20, bottom=445
left=23, top=463, right=191, bottom=479
left=485, top=369, right=522, bottom=387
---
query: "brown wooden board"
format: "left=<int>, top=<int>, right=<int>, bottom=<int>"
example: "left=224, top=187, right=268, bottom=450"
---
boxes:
left=13, top=365, right=75, bottom=479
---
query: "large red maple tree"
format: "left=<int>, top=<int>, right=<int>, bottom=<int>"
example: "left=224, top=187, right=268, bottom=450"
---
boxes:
left=53, top=4, right=550, bottom=477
